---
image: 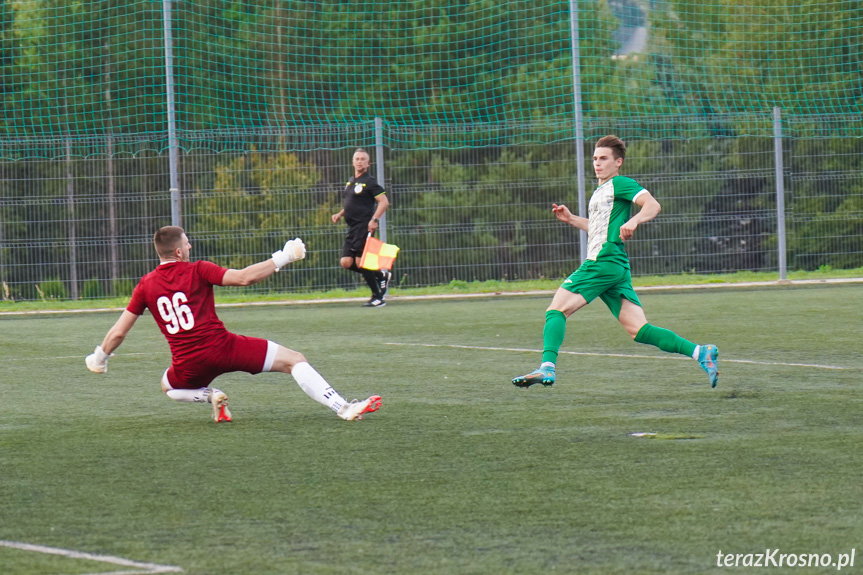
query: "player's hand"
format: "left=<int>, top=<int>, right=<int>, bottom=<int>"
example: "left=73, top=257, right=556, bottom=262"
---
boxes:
left=285, top=238, right=306, bottom=261
left=619, top=220, right=637, bottom=241
left=272, top=238, right=306, bottom=270
left=85, top=345, right=110, bottom=374
left=552, top=203, right=572, bottom=222
left=331, top=212, right=342, bottom=224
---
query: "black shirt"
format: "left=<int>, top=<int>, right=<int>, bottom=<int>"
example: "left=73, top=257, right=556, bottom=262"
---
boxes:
left=342, top=171, right=385, bottom=226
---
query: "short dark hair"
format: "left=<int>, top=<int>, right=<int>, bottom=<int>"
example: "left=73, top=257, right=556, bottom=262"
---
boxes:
left=596, top=135, right=626, bottom=161
left=154, top=226, right=185, bottom=258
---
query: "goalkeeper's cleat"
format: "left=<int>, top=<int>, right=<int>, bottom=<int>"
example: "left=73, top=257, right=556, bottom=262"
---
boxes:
left=697, top=344, right=719, bottom=388
left=363, top=297, right=386, bottom=308
left=338, top=395, right=382, bottom=421
left=211, top=390, right=232, bottom=423
left=512, top=365, right=556, bottom=388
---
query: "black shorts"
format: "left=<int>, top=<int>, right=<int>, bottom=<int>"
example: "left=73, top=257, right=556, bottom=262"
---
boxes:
left=342, top=222, right=370, bottom=258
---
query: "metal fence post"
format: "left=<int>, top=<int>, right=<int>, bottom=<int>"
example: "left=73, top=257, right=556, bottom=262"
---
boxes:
left=163, top=0, right=181, bottom=226
left=65, top=138, right=79, bottom=300
left=569, top=0, right=587, bottom=262
left=773, top=106, right=787, bottom=280
left=374, top=117, right=387, bottom=243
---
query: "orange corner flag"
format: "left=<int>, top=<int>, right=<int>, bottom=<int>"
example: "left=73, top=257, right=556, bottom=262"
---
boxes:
left=359, top=235, right=400, bottom=271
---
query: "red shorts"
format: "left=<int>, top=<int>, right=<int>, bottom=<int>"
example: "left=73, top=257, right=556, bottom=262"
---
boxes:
left=165, top=332, right=271, bottom=389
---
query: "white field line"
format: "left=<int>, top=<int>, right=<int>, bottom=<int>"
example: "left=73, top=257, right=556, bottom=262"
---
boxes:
left=0, top=540, right=182, bottom=574
left=1, top=346, right=849, bottom=372
left=2, top=277, right=862, bottom=316
left=0, top=352, right=152, bottom=363
left=385, top=342, right=852, bottom=371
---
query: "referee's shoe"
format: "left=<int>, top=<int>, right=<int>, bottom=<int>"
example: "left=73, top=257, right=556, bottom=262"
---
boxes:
left=380, top=269, right=392, bottom=296
left=364, top=296, right=386, bottom=307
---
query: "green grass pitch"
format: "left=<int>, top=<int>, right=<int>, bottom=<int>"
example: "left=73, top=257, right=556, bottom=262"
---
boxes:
left=2, top=285, right=861, bottom=574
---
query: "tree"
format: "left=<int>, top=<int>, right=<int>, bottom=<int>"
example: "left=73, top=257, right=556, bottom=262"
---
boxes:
left=189, top=150, right=323, bottom=287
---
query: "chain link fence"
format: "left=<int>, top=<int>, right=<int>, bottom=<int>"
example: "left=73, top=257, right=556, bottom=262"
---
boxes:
left=2, top=132, right=861, bottom=301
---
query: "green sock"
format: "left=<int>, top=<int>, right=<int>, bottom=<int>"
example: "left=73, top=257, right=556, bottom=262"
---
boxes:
left=635, top=323, right=697, bottom=357
left=542, top=310, right=567, bottom=364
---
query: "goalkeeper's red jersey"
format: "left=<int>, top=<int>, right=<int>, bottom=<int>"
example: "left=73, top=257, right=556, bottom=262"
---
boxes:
left=127, top=260, right=230, bottom=361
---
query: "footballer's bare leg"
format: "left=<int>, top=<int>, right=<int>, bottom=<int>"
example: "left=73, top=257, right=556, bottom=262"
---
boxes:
left=548, top=288, right=588, bottom=318
left=618, top=298, right=648, bottom=339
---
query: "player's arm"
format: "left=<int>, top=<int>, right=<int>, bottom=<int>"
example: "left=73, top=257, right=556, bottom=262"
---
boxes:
left=86, top=310, right=140, bottom=373
left=619, top=192, right=661, bottom=241
left=222, top=259, right=280, bottom=286
left=552, top=203, right=589, bottom=231
left=222, top=238, right=307, bottom=286
left=331, top=209, right=344, bottom=223
left=368, top=193, right=389, bottom=233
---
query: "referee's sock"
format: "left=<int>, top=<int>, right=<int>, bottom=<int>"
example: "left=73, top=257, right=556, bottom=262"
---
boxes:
left=291, top=361, right=348, bottom=414
left=360, top=269, right=383, bottom=298
left=349, top=263, right=383, bottom=298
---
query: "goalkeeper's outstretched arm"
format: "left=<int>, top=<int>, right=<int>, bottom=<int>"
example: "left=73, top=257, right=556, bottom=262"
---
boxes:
left=86, top=310, right=139, bottom=373
left=222, top=238, right=306, bottom=286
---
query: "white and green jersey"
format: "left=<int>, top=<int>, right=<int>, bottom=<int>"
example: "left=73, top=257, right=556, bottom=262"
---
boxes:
left=586, top=175, right=648, bottom=267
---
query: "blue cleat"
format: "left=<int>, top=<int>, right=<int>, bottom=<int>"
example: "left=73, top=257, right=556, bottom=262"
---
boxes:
left=698, top=344, right=719, bottom=388
left=512, top=365, right=555, bottom=388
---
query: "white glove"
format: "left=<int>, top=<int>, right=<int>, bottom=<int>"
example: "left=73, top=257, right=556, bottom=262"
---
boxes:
left=85, top=345, right=111, bottom=374
left=272, top=238, right=306, bottom=271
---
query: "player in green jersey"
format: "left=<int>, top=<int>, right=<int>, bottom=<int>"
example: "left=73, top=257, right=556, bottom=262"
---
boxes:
left=512, top=135, right=719, bottom=388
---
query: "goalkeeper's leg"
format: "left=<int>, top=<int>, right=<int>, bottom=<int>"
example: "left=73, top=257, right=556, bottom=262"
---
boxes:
left=160, top=369, right=232, bottom=422
left=268, top=344, right=381, bottom=420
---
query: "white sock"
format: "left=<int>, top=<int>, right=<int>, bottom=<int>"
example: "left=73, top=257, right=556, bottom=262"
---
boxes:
left=540, top=361, right=555, bottom=370
left=291, top=362, right=346, bottom=413
left=692, top=345, right=701, bottom=360
left=166, top=387, right=212, bottom=403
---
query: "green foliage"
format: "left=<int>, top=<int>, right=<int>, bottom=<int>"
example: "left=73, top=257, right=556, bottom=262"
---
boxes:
left=646, top=0, right=862, bottom=124
left=2, top=0, right=860, bottom=146
left=790, top=193, right=863, bottom=270
left=389, top=146, right=580, bottom=283
left=111, top=278, right=135, bottom=297
left=5, top=0, right=164, bottom=140
left=188, top=150, right=323, bottom=274
left=35, top=279, right=68, bottom=300
left=0, top=0, right=861, bottom=300
left=81, top=279, right=104, bottom=299
left=787, top=138, right=863, bottom=270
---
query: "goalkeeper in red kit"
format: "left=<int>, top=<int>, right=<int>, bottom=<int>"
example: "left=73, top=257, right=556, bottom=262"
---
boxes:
left=85, top=226, right=381, bottom=423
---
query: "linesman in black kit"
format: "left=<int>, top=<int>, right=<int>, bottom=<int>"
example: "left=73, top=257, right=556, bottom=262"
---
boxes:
left=331, top=147, right=392, bottom=307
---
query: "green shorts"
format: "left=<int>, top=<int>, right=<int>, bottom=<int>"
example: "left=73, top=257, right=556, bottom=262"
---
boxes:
left=560, top=259, right=642, bottom=318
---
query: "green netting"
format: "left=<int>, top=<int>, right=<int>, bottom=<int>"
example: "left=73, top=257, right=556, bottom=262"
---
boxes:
left=1, top=0, right=861, bottom=158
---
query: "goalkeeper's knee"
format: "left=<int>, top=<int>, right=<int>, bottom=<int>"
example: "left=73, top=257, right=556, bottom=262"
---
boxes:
left=160, top=369, right=173, bottom=394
